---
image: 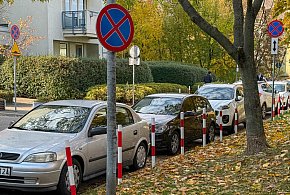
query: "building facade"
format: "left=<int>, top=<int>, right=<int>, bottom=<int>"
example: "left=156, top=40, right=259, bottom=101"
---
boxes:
left=3, top=0, right=104, bottom=58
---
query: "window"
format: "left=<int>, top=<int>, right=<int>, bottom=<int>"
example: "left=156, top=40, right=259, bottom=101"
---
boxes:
left=90, top=108, right=107, bottom=129
left=236, top=87, right=244, bottom=98
left=76, top=44, right=83, bottom=57
left=60, top=43, right=68, bottom=56
left=116, top=107, right=134, bottom=126
left=182, top=97, right=196, bottom=113
left=65, top=0, right=85, bottom=11
left=194, top=97, right=207, bottom=114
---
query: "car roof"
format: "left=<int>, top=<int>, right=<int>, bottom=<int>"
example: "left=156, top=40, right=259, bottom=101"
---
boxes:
left=43, top=100, right=126, bottom=108
left=199, top=83, right=240, bottom=89
left=145, top=93, right=204, bottom=99
left=267, top=81, right=288, bottom=84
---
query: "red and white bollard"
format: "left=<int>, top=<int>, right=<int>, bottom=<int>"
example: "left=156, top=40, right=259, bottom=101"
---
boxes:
left=288, top=98, right=290, bottom=113
left=281, top=97, right=285, bottom=114
left=272, top=97, right=275, bottom=120
left=65, top=141, right=76, bottom=195
left=180, top=112, right=184, bottom=155
left=117, top=125, right=122, bottom=185
left=151, top=118, right=156, bottom=168
left=219, top=110, right=223, bottom=142
left=278, top=95, right=281, bottom=117
left=202, top=108, right=207, bottom=147
left=234, top=107, right=238, bottom=134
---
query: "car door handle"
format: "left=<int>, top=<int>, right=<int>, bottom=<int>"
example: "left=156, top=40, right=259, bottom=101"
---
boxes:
left=133, top=130, right=137, bottom=135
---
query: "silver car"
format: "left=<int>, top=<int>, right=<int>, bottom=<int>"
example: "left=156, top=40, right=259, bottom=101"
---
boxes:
left=0, top=100, right=150, bottom=194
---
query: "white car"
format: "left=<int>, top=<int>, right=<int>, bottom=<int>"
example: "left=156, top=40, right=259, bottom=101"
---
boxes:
left=234, top=80, right=277, bottom=119
left=196, top=83, right=246, bottom=133
left=267, top=81, right=290, bottom=110
left=258, top=81, right=279, bottom=118
left=0, top=100, right=150, bottom=194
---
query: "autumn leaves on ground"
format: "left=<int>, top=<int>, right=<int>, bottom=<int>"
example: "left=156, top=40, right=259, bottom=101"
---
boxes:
left=83, top=115, right=290, bottom=195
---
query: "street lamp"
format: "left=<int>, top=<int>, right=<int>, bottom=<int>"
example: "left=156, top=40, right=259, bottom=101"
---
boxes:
left=129, top=45, right=140, bottom=105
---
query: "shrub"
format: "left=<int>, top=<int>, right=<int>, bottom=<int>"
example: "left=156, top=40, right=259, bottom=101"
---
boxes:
left=0, top=57, right=153, bottom=100
left=0, top=90, right=13, bottom=103
left=85, top=83, right=188, bottom=104
left=146, top=61, right=208, bottom=86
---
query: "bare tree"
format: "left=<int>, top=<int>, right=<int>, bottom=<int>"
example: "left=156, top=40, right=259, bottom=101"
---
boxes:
left=178, top=0, right=268, bottom=154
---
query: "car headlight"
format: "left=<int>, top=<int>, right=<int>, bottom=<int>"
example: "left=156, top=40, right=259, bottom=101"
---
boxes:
left=24, top=152, right=57, bottom=163
left=155, top=124, right=168, bottom=133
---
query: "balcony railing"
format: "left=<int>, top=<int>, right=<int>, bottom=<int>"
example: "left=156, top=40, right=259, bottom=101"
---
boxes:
left=62, top=10, right=98, bottom=37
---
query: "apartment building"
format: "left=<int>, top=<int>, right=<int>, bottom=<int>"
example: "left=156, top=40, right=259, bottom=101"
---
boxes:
left=2, top=0, right=104, bottom=58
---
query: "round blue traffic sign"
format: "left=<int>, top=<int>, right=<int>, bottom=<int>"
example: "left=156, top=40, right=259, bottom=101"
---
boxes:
left=96, top=4, right=134, bottom=52
left=10, top=25, right=20, bottom=40
left=267, top=20, right=284, bottom=38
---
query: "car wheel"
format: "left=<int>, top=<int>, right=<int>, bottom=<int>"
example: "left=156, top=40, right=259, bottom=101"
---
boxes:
left=206, top=123, right=215, bottom=143
left=57, top=159, right=82, bottom=195
left=261, top=103, right=267, bottom=119
left=131, top=142, right=147, bottom=170
left=168, top=131, right=180, bottom=155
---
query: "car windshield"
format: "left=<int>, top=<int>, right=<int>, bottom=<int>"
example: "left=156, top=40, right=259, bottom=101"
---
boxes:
left=11, top=105, right=90, bottom=133
left=269, top=84, right=286, bottom=92
left=197, top=87, right=234, bottom=100
left=133, top=97, right=182, bottom=115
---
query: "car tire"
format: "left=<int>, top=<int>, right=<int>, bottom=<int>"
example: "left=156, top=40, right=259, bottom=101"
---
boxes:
left=168, top=130, right=180, bottom=155
left=206, top=123, right=215, bottom=143
left=261, top=103, right=267, bottom=119
left=57, top=159, right=82, bottom=195
left=131, top=142, right=147, bottom=170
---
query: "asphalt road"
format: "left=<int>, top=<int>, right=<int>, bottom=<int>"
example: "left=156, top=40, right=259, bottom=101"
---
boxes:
left=0, top=115, right=22, bottom=131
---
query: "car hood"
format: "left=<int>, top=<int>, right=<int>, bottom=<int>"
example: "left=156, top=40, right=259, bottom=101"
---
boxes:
left=209, top=100, right=233, bottom=110
left=0, top=128, right=76, bottom=155
left=136, top=113, right=176, bottom=125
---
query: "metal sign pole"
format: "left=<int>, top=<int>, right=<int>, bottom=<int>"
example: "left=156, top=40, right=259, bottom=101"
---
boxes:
left=132, top=62, right=135, bottom=105
left=106, top=2, right=116, bottom=195
left=271, top=55, right=275, bottom=121
left=13, top=55, right=17, bottom=111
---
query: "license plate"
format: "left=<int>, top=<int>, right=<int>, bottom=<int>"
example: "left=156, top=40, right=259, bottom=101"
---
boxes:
left=0, top=166, right=11, bottom=176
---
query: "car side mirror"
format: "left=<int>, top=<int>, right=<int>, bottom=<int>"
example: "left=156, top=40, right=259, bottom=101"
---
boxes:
left=235, top=96, right=243, bottom=101
left=88, top=127, right=107, bottom=137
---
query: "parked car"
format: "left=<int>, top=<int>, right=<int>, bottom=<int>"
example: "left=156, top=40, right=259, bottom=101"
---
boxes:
left=234, top=80, right=279, bottom=119
left=267, top=81, right=290, bottom=110
left=259, top=81, right=279, bottom=117
left=132, top=93, right=216, bottom=155
left=195, top=83, right=245, bottom=133
left=0, top=100, right=150, bottom=194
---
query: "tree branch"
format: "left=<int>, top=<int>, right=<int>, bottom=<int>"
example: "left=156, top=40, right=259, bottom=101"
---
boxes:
left=178, top=0, right=238, bottom=61
left=253, top=0, right=264, bottom=17
left=233, top=0, right=244, bottom=47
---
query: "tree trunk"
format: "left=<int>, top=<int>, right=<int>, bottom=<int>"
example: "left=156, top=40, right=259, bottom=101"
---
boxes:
left=178, top=0, right=269, bottom=155
left=240, top=59, right=269, bottom=155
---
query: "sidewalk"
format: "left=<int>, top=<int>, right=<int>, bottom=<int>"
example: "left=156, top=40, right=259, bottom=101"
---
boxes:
left=0, top=97, right=35, bottom=117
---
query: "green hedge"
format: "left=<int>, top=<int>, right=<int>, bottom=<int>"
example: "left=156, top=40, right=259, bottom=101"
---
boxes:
left=85, top=83, right=188, bottom=104
left=146, top=61, right=208, bottom=86
left=0, top=90, right=13, bottom=103
left=0, top=57, right=153, bottom=100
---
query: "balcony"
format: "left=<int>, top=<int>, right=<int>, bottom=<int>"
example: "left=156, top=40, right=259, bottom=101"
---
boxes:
left=62, top=10, right=98, bottom=38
